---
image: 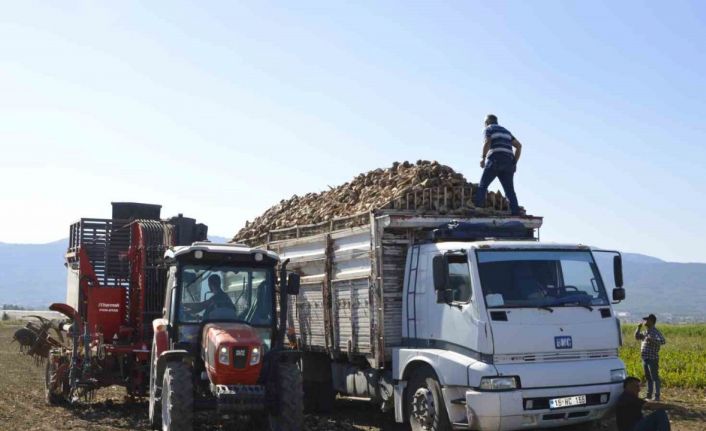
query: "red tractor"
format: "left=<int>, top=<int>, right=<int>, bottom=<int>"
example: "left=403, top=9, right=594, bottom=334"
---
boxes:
left=148, top=240, right=303, bottom=430
left=28, top=203, right=303, bottom=430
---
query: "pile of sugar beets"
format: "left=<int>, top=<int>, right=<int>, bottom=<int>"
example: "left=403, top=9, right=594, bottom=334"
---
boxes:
left=233, top=160, right=516, bottom=242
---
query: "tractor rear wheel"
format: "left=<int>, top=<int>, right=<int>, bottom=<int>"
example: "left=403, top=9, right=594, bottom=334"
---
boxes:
left=266, top=361, right=304, bottom=431
left=161, top=362, right=193, bottom=431
left=148, top=348, right=162, bottom=430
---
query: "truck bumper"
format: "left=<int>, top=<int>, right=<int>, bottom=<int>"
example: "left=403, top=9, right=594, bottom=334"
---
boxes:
left=213, top=384, right=266, bottom=412
left=463, top=382, right=622, bottom=431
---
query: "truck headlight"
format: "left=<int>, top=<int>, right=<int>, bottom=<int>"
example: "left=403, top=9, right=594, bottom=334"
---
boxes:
left=249, top=346, right=261, bottom=366
left=610, top=368, right=627, bottom=382
left=218, top=346, right=230, bottom=365
left=479, top=376, right=519, bottom=391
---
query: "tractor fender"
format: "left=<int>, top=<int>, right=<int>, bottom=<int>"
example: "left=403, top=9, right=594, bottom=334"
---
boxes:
left=155, top=350, right=193, bottom=385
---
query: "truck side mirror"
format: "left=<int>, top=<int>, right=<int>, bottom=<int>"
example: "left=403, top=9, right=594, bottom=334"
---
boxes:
left=437, top=289, right=455, bottom=304
left=613, top=255, right=623, bottom=288
left=613, top=287, right=626, bottom=301
left=433, top=255, right=448, bottom=291
left=287, top=273, right=301, bottom=295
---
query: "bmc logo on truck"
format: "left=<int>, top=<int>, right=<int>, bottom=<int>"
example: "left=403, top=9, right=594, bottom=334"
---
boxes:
left=554, top=336, right=573, bottom=349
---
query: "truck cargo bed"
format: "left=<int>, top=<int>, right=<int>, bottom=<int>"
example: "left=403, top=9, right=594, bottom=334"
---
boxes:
left=245, top=202, right=542, bottom=368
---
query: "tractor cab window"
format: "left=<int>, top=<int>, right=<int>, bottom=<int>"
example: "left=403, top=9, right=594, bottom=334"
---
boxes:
left=178, top=265, right=274, bottom=326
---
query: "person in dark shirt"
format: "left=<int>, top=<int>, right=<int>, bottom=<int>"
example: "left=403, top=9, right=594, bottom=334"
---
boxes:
left=474, top=114, right=523, bottom=215
left=183, top=274, right=234, bottom=318
left=616, top=377, right=671, bottom=431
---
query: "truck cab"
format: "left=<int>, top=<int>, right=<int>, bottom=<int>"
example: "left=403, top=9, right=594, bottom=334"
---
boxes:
left=396, top=227, right=626, bottom=430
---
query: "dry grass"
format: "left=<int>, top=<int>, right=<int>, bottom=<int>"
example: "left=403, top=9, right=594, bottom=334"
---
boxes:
left=1, top=321, right=704, bottom=430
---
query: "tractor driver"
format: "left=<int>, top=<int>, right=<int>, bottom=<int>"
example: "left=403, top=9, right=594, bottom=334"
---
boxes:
left=182, top=274, right=235, bottom=319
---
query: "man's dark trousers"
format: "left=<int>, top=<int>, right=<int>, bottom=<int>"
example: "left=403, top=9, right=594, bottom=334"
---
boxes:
left=633, top=409, right=670, bottom=431
left=475, top=153, right=519, bottom=215
left=643, top=358, right=661, bottom=399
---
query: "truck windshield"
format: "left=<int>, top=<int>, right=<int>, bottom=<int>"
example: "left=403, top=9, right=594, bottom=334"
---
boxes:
left=178, top=265, right=274, bottom=326
left=477, top=250, right=609, bottom=309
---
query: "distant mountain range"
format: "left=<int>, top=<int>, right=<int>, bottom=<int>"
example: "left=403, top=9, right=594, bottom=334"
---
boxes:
left=1, top=239, right=703, bottom=322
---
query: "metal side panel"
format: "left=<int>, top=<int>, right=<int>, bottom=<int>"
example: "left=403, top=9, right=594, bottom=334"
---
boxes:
left=333, top=278, right=372, bottom=354
left=381, top=228, right=412, bottom=351
left=65, top=266, right=80, bottom=310
left=330, top=229, right=374, bottom=356
left=331, top=229, right=373, bottom=280
left=294, top=281, right=327, bottom=350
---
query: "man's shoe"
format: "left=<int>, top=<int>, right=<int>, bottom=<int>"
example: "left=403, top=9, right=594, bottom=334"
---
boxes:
left=645, top=394, right=653, bottom=400
left=654, top=396, right=661, bottom=401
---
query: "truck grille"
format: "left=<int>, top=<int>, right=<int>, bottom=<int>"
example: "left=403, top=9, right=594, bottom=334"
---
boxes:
left=494, top=349, right=617, bottom=364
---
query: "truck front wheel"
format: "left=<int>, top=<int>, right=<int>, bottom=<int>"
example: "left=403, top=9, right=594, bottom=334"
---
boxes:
left=161, top=362, right=193, bottom=431
left=406, top=368, right=451, bottom=431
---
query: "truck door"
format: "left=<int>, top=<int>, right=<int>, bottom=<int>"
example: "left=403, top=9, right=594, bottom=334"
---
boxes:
left=415, top=250, right=481, bottom=354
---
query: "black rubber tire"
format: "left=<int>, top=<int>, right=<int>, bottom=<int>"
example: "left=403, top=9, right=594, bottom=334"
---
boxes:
left=161, top=362, right=193, bottom=431
left=266, top=361, right=304, bottom=431
left=406, top=368, right=451, bottom=431
left=44, top=360, right=63, bottom=405
left=148, top=348, right=162, bottom=430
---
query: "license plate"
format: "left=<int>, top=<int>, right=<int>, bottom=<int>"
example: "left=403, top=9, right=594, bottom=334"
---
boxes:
left=549, top=395, right=586, bottom=409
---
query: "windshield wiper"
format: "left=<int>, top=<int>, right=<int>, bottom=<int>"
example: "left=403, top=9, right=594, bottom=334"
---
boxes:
left=576, top=304, right=593, bottom=311
left=537, top=306, right=554, bottom=313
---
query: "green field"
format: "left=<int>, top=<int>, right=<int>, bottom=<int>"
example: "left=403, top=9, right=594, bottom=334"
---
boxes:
left=620, top=323, right=706, bottom=389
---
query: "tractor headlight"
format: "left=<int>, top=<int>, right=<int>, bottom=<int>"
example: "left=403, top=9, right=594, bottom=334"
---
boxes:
left=610, top=368, right=627, bottom=382
left=250, top=346, right=261, bottom=365
left=479, top=376, right=519, bottom=391
left=218, top=346, right=230, bottom=365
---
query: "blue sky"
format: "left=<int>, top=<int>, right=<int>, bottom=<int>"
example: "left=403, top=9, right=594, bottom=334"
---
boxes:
left=1, top=1, right=704, bottom=263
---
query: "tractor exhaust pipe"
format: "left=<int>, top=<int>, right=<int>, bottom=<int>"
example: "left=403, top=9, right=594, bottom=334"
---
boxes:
left=275, top=258, right=291, bottom=351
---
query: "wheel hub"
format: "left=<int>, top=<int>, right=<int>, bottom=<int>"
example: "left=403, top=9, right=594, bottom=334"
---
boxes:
left=411, top=387, right=435, bottom=428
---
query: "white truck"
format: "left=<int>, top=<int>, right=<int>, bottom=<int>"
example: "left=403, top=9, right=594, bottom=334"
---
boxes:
left=240, top=193, right=627, bottom=431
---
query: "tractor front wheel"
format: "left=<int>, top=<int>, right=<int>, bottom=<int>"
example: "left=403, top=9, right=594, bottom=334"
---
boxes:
left=161, top=362, right=193, bottom=431
left=266, top=361, right=304, bottom=431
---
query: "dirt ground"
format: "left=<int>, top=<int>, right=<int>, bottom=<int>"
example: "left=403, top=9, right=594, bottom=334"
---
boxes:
left=1, top=323, right=704, bottom=431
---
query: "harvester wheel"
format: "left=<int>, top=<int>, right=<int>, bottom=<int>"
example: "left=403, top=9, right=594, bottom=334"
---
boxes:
left=161, top=362, right=193, bottom=431
left=44, top=359, right=64, bottom=405
left=266, top=361, right=304, bottom=431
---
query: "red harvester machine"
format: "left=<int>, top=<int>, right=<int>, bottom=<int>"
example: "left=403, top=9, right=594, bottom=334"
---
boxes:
left=27, top=202, right=303, bottom=431
left=46, top=202, right=208, bottom=399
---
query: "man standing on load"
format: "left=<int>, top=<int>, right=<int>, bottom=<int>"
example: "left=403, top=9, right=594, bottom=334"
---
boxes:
left=474, top=114, right=522, bottom=215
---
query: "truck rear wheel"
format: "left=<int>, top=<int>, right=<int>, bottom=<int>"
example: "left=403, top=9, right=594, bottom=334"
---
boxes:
left=161, top=362, right=193, bottom=431
left=406, top=368, right=451, bottom=431
left=266, top=361, right=304, bottom=431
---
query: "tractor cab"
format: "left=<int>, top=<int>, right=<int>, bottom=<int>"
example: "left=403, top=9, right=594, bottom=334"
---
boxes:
left=163, top=243, right=280, bottom=356
left=149, top=242, right=303, bottom=430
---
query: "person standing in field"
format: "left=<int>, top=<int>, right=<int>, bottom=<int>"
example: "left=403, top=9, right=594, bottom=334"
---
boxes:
left=474, top=114, right=522, bottom=215
left=616, top=377, right=671, bottom=431
left=635, top=314, right=666, bottom=400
